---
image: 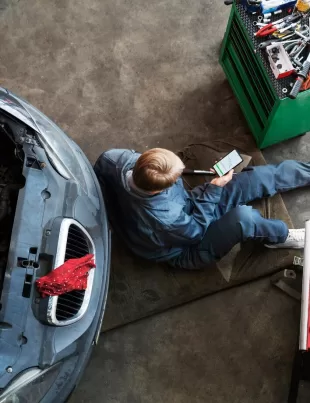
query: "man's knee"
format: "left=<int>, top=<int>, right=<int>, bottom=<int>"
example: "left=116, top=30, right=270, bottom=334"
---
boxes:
left=230, top=205, right=253, bottom=222
left=195, top=206, right=255, bottom=263
left=229, top=206, right=255, bottom=240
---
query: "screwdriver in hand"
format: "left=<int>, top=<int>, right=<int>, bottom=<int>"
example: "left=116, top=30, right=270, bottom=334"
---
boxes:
left=182, top=169, right=215, bottom=176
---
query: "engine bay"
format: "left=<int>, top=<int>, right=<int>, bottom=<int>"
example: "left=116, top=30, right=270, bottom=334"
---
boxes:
left=0, top=120, right=25, bottom=297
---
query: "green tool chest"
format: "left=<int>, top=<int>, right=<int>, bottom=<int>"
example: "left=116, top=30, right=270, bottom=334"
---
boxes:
left=220, top=4, right=310, bottom=148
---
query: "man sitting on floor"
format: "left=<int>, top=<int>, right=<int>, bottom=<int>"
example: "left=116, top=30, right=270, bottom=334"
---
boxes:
left=94, top=148, right=306, bottom=270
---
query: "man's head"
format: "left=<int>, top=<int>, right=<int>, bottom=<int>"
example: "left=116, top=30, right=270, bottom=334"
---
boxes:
left=133, top=148, right=185, bottom=193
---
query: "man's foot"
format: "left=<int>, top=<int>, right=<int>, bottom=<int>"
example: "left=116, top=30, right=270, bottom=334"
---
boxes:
left=265, top=229, right=305, bottom=249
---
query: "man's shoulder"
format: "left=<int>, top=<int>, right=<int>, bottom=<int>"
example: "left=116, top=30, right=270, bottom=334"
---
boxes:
left=95, top=149, right=140, bottom=173
left=102, top=149, right=138, bottom=164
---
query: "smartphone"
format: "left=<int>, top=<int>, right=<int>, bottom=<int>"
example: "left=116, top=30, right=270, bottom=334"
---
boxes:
left=213, top=150, right=243, bottom=177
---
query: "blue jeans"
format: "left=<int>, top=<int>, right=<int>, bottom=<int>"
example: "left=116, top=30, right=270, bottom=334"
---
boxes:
left=170, top=161, right=310, bottom=270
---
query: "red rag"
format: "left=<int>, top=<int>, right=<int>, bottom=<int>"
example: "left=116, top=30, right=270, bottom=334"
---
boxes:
left=36, top=254, right=96, bottom=298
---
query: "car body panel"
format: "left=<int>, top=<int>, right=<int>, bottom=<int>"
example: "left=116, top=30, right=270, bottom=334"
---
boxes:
left=0, top=88, right=110, bottom=402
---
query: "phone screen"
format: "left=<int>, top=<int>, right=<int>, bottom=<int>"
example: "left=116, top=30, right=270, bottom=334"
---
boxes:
left=213, top=150, right=243, bottom=177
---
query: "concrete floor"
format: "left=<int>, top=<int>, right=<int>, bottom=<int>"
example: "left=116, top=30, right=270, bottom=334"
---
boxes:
left=72, top=278, right=300, bottom=403
left=1, top=0, right=310, bottom=402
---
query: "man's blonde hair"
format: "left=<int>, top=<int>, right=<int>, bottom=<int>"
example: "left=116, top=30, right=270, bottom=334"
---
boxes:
left=133, top=148, right=185, bottom=192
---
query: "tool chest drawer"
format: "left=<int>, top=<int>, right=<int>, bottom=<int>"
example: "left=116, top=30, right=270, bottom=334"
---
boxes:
left=220, top=3, right=310, bottom=148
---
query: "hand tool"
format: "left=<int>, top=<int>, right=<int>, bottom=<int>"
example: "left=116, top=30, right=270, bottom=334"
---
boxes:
left=257, top=36, right=298, bottom=49
left=288, top=41, right=306, bottom=56
left=256, top=22, right=280, bottom=36
left=255, top=19, right=288, bottom=37
left=294, top=28, right=310, bottom=40
left=278, top=21, right=299, bottom=33
left=291, top=43, right=307, bottom=66
left=253, top=21, right=268, bottom=26
left=182, top=169, right=215, bottom=176
left=301, top=72, right=310, bottom=89
left=255, top=12, right=302, bottom=37
left=289, top=50, right=310, bottom=98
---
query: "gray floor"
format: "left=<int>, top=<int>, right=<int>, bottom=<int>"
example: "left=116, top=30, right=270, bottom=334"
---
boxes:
left=1, top=0, right=310, bottom=402
left=72, top=278, right=299, bottom=403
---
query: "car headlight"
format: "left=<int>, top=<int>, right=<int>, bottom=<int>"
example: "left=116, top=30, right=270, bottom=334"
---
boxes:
left=16, top=99, right=88, bottom=194
left=0, top=364, right=61, bottom=403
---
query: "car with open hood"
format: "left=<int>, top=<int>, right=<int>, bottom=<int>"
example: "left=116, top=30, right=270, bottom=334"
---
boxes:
left=0, top=87, right=110, bottom=403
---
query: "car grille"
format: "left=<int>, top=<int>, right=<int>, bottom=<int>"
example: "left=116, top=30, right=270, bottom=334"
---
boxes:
left=46, top=219, right=95, bottom=326
left=55, top=225, right=89, bottom=321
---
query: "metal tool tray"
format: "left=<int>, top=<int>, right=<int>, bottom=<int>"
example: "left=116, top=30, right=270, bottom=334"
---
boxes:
left=220, top=3, right=310, bottom=148
left=238, top=5, right=297, bottom=99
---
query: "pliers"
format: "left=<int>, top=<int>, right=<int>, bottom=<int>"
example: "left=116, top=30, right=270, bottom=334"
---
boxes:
left=255, top=13, right=302, bottom=38
left=255, top=23, right=279, bottom=37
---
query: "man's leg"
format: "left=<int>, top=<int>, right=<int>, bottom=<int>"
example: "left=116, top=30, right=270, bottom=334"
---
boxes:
left=169, top=205, right=288, bottom=270
left=216, top=161, right=310, bottom=215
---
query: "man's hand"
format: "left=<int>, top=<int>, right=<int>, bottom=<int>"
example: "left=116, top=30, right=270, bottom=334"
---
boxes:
left=210, top=169, right=234, bottom=187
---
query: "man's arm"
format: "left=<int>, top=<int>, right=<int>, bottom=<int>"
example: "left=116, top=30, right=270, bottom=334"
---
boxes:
left=155, top=184, right=222, bottom=246
left=158, top=170, right=234, bottom=246
left=188, top=169, right=234, bottom=228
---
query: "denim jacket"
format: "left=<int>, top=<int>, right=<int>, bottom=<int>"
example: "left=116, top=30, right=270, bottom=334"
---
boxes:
left=94, top=149, right=223, bottom=261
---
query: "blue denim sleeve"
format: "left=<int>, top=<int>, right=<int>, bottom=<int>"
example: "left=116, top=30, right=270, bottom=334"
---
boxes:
left=192, top=182, right=223, bottom=232
left=160, top=183, right=223, bottom=245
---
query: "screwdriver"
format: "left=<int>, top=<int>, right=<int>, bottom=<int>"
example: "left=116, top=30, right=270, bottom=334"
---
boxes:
left=182, top=169, right=238, bottom=176
left=182, top=169, right=215, bottom=176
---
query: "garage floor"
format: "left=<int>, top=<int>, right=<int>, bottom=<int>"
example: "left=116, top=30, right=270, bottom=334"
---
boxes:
left=1, top=0, right=310, bottom=402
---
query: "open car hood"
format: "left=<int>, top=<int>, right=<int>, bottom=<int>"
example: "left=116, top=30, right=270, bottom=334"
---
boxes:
left=0, top=87, right=39, bottom=133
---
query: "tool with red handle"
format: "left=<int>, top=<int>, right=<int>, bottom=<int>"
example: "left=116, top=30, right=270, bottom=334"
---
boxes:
left=256, top=23, right=279, bottom=37
left=289, top=51, right=310, bottom=99
left=255, top=13, right=302, bottom=37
